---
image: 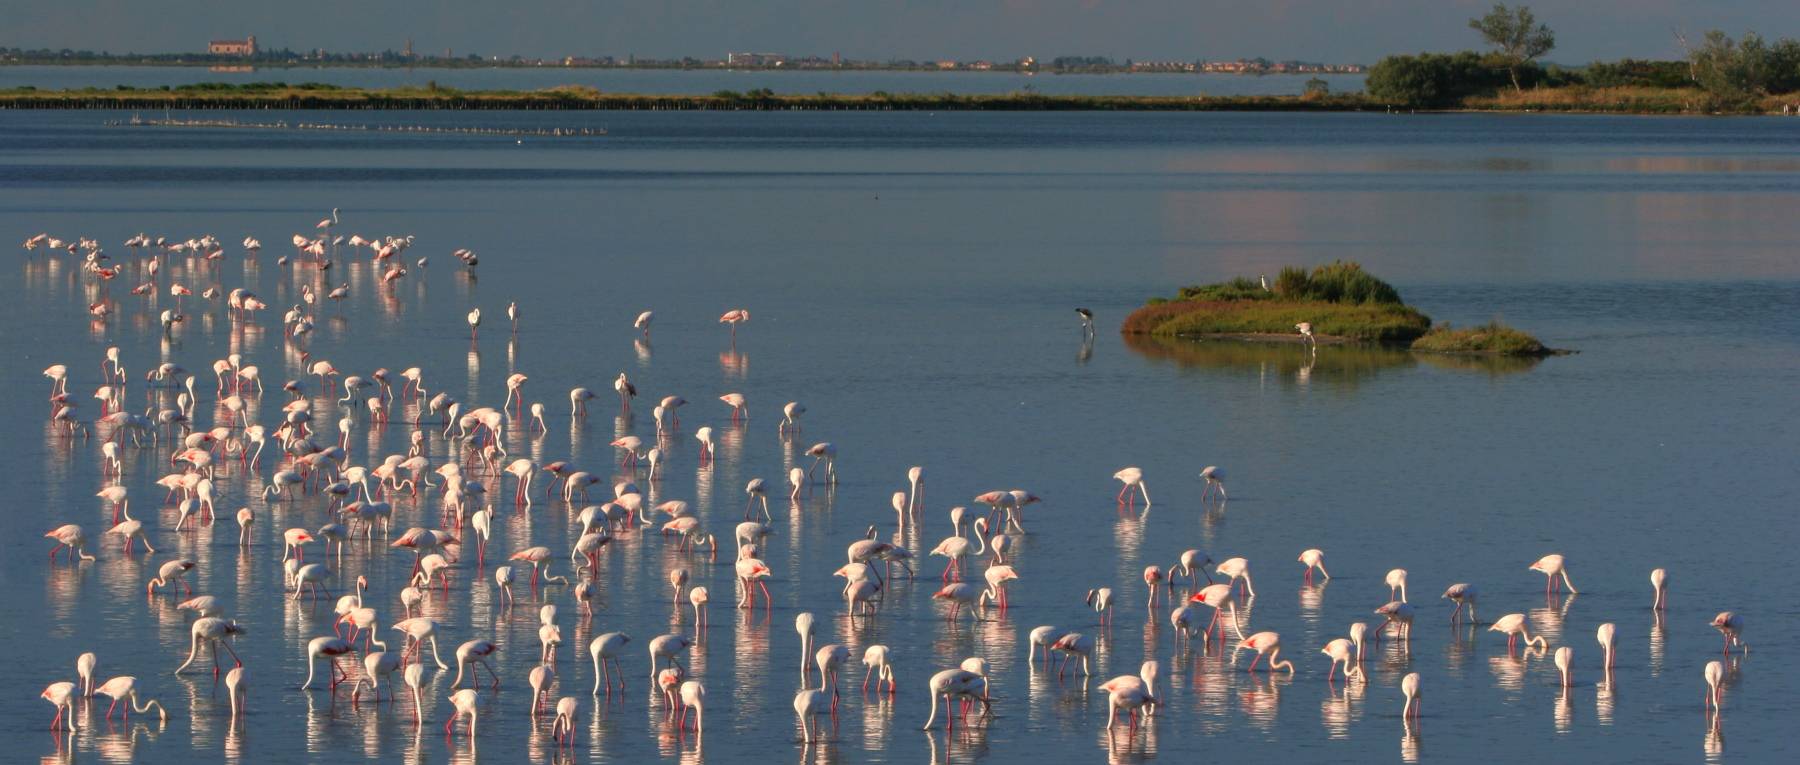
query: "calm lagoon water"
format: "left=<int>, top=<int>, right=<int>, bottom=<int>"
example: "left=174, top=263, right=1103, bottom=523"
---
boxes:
left=1, top=110, right=1795, bottom=764
left=0, top=64, right=1364, bottom=97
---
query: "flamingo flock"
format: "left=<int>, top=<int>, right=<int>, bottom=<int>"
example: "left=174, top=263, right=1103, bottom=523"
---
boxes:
left=19, top=213, right=1754, bottom=759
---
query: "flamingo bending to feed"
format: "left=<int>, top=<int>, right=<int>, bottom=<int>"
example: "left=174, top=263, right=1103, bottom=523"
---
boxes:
left=42, top=682, right=79, bottom=731
left=1710, top=612, right=1748, bottom=655
left=1322, top=638, right=1362, bottom=682
left=1238, top=631, right=1295, bottom=674
left=301, top=636, right=356, bottom=690
left=922, top=668, right=991, bottom=730
left=1442, top=583, right=1478, bottom=624
left=1704, top=660, right=1724, bottom=711
left=1529, top=554, right=1577, bottom=594
left=1298, top=548, right=1330, bottom=582
left=590, top=632, right=631, bottom=694
left=1113, top=467, right=1150, bottom=508
left=94, top=676, right=167, bottom=721
left=1596, top=623, right=1617, bottom=668
left=1489, top=613, right=1548, bottom=653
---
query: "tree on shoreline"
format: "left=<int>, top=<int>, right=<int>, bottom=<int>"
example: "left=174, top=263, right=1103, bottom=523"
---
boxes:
left=1469, top=3, right=1555, bottom=92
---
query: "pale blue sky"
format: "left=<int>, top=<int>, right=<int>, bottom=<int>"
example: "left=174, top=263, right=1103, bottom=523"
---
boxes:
left=5, top=1, right=1794, bottom=63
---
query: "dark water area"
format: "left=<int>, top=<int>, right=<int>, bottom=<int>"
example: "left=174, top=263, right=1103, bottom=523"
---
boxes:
left=0, top=109, right=1794, bottom=764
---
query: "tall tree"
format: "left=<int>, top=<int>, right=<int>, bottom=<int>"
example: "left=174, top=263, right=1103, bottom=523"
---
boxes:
left=1469, top=4, right=1556, bottom=92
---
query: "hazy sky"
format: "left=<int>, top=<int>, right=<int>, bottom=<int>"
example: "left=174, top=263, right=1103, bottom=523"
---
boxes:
left=7, top=1, right=1796, bottom=63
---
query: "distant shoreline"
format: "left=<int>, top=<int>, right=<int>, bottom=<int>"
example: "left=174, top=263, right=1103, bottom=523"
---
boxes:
left=0, top=86, right=1376, bottom=111
left=0, top=84, right=1791, bottom=114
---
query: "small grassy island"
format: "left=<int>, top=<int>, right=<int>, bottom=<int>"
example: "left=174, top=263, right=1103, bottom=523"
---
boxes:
left=1122, top=261, right=1562, bottom=356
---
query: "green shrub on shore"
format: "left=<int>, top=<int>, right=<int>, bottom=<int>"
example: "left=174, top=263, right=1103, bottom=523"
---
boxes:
left=1410, top=320, right=1549, bottom=355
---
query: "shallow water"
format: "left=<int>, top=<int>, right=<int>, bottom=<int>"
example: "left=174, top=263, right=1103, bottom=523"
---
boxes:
left=1, top=110, right=1795, bottom=764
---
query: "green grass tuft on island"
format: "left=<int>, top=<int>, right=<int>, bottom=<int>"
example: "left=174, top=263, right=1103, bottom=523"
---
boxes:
left=1409, top=320, right=1558, bottom=356
left=1122, top=262, right=1434, bottom=344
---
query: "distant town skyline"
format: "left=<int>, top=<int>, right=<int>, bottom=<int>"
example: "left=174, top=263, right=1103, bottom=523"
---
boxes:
left=6, top=1, right=1798, bottom=64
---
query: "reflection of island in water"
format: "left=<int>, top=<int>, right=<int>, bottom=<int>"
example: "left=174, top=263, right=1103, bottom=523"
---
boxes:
left=1122, top=334, right=1542, bottom=383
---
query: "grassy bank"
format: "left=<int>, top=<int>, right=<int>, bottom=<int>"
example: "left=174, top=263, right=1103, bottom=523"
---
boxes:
left=1123, top=262, right=1434, bottom=344
left=0, top=83, right=1379, bottom=111
left=1410, top=321, right=1554, bottom=355
left=1123, top=299, right=1433, bottom=344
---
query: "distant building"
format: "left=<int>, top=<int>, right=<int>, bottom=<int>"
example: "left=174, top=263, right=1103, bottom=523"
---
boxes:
left=208, top=35, right=256, bottom=56
left=726, top=52, right=786, bottom=67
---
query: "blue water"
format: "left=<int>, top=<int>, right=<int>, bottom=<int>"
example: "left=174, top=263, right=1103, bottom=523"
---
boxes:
left=1, top=109, right=1795, bottom=764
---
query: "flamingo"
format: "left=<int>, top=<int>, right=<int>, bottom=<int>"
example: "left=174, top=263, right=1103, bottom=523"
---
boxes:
left=466, top=308, right=480, bottom=340
left=862, top=645, right=897, bottom=695
left=1596, top=623, right=1617, bottom=668
left=445, top=688, right=480, bottom=739
left=76, top=652, right=98, bottom=696
left=1710, top=612, right=1748, bottom=655
left=648, top=634, right=693, bottom=680
left=42, top=682, right=79, bottom=731
left=451, top=640, right=500, bottom=689
left=1216, top=557, right=1256, bottom=597
left=1555, top=646, right=1574, bottom=687
left=930, top=518, right=987, bottom=581
left=1321, top=638, right=1362, bottom=682
left=736, top=556, right=772, bottom=608
left=1375, top=601, right=1415, bottom=644
left=350, top=651, right=402, bottom=703
left=1169, top=549, right=1214, bottom=588
left=794, top=687, right=829, bottom=743
left=175, top=618, right=245, bottom=675
left=677, top=681, right=706, bottom=733
left=1050, top=632, right=1096, bottom=677
left=1099, top=661, right=1160, bottom=730
left=1442, top=583, right=1478, bottom=624
left=742, top=478, right=772, bottom=520
left=1198, top=465, right=1227, bottom=501
left=633, top=310, right=653, bottom=337
left=1189, top=584, right=1247, bottom=641
left=1400, top=672, right=1421, bottom=718
left=1650, top=568, right=1669, bottom=610
left=614, top=372, right=637, bottom=411
left=225, top=667, right=246, bottom=726
left=794, top=612, right=818, bottom=674
left=804, top=442, right=837, bottom=483
left=1298, top=548, right=1330, bottom=582
left=1076, top=307, right=1095, bottom=334
left=1028, top=626, right=1066, bottom=667
left=922, top=668, right=991, bottom=731
left=1113, top=466, right=1150, bottom=508
left=44, top=524, right=96, bottom=563
left=528, top=665, right=555, bottom=716
left=1703, top=660, right=1724, bottom=711
left=392, top=617, right=451, bottom=670
left=1296, top=321, right=1316, bottom=347
left=301, top=636, right=355, bottom=690
left=589, top=632, right=631, bottom=694
left=1086, top=586, right=1115, bottom=627
left=1239, top=631, right=1295, bottom=673
left=107, top=500, right=155, bottom=554
left=719, top=309, right=749, bottom=339
left=780, top=401, right=805, bottom=433
left=1385, top=568, right=1409, bottom=602
left=1529, top=554, right=1577, bottom=594
left=551, top=696, right=580, bottom=743
left=146, top=558, right=196, bottom=596
left=1489, top=613, right=1548, bottom=653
